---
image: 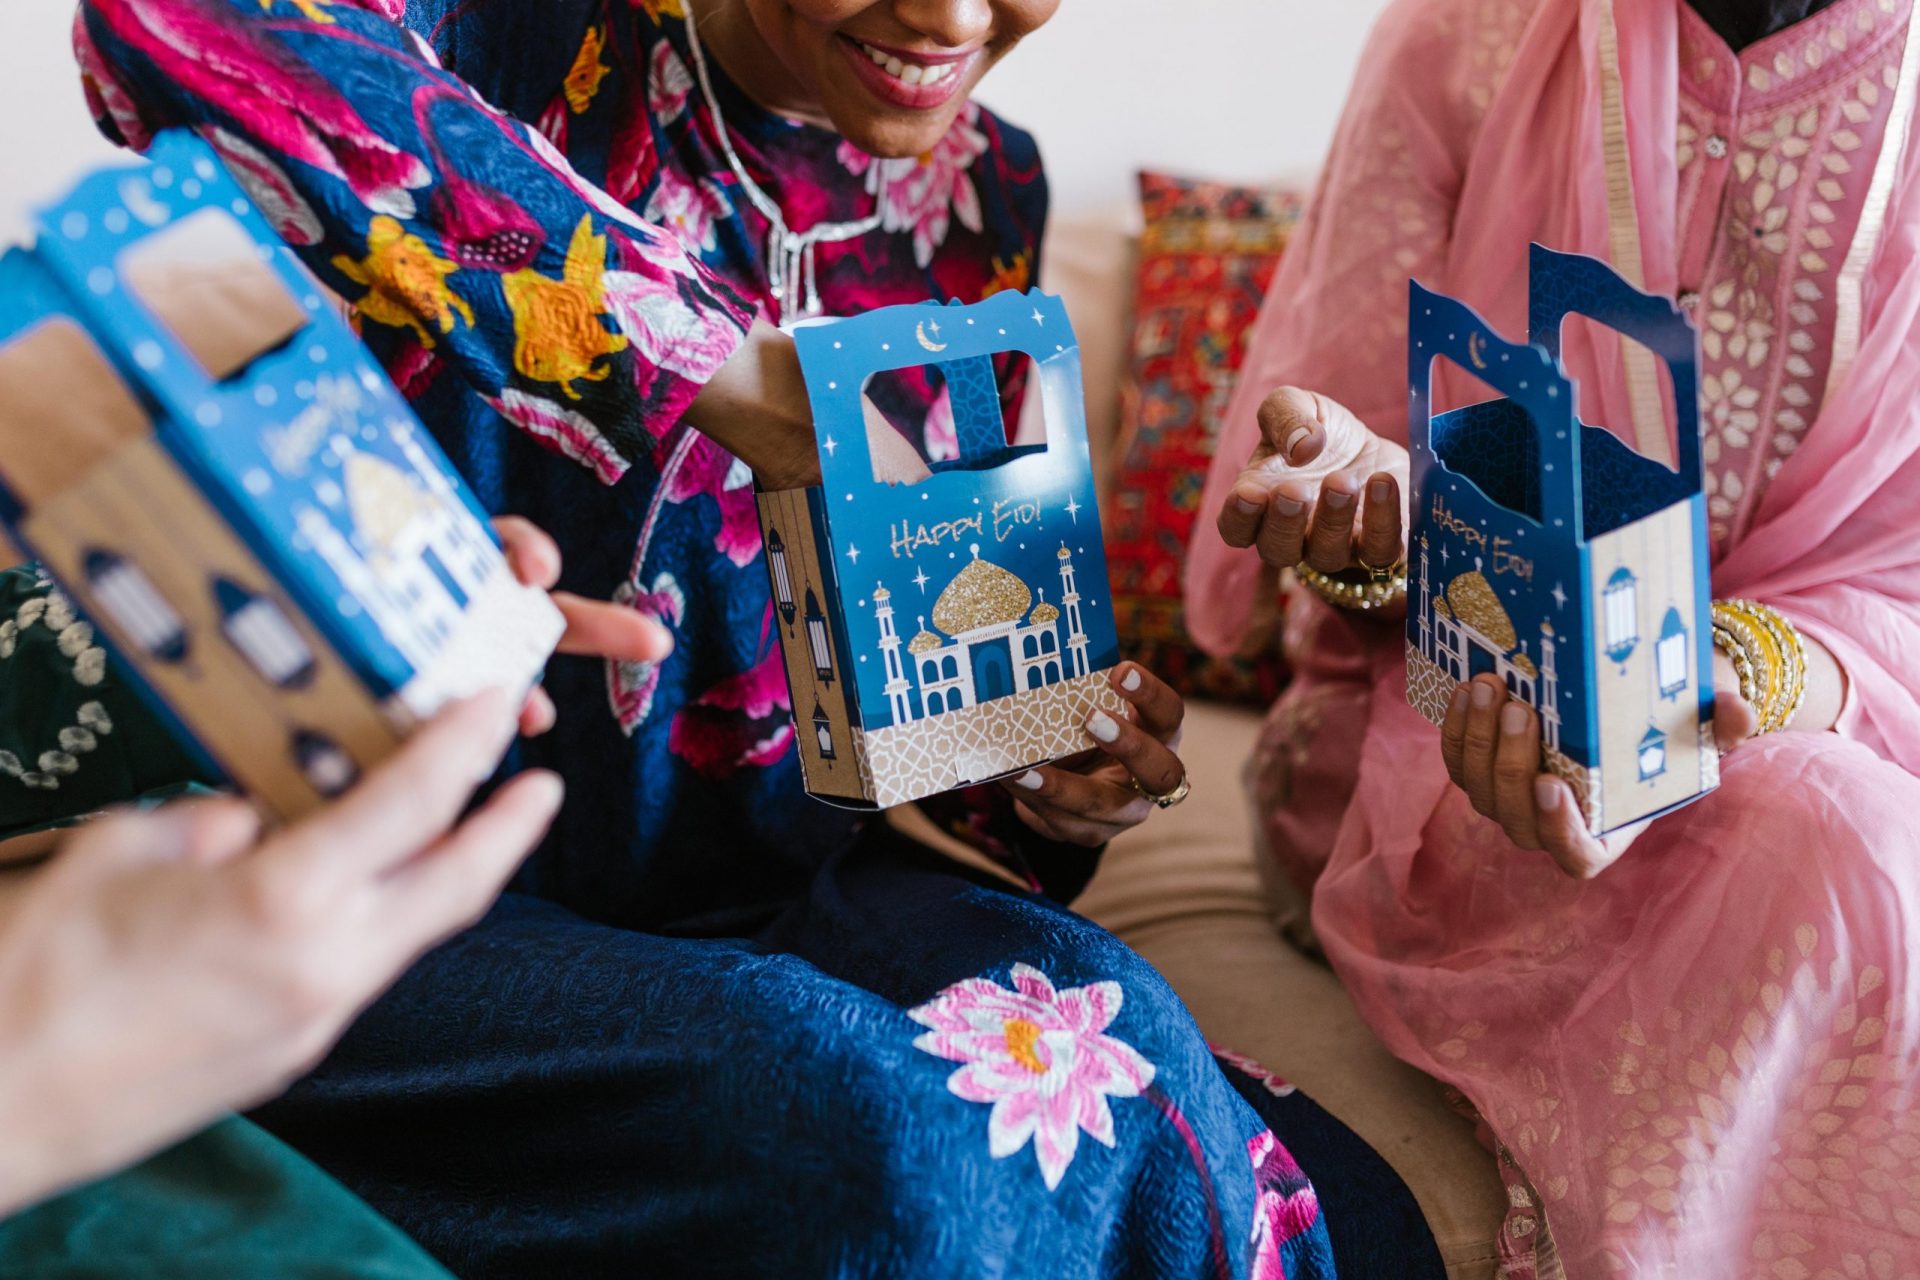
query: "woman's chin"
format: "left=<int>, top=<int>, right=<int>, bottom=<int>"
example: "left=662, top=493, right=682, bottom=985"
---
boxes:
left=825, top=101, right=965, bottom=159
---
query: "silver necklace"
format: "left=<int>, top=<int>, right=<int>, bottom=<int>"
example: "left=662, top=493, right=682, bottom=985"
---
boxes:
left=684, top=7, right=888, bottom=328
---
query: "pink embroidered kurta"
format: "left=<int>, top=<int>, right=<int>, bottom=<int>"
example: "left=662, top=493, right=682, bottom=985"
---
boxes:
left=1187, top=0, right=1920, bottom=1275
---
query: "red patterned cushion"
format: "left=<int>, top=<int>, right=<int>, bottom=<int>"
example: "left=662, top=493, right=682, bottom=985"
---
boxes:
left=1106, top=172, right=1302, bottom=704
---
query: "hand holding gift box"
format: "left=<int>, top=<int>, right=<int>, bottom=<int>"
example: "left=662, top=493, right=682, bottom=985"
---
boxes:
left=757, top=291, right=1131, bottom=809
left=0, top=133, right=568, bottom=823
left=1405, top=244, right=1718, bottom=836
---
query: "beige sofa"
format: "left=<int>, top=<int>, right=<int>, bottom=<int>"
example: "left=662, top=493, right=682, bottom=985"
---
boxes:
left=1053, top=218, right=1509, bottom=1276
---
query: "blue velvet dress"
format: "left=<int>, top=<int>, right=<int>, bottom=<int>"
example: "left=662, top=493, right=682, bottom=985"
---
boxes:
left=37, top=0, right=1440, bottom=1274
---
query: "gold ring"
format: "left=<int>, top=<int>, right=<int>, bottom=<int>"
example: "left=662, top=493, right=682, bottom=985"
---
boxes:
left=1132, top=773, right=1191, bottom=809
left=1356, top=556, right=1403, bottom=586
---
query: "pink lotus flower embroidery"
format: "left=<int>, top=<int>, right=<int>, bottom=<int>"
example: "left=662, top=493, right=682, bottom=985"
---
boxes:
left=206, top=126, right=323, bottom=246
left=609, top=571, right=684, bottom=732
left=839, top=103, right=987, bottom=268
left=909, top=963, right=1157, bottom=1190
left=1248, top=1130, right=1321, bottom=1278
left=604, top=269, right=741, bottom=386
left=483, top=388, right=629, bottom=484
left=643, top=169, right=723, bottom=255
left=649, top=41, right=692, bottom=122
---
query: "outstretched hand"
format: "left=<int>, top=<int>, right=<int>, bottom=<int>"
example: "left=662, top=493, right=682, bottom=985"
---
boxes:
left=1215, top=387, right=1410, bottom=591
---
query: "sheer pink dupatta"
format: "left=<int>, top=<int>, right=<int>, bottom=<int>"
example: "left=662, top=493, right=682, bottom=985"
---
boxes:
left=1189, top=0, right=1920, bottom=772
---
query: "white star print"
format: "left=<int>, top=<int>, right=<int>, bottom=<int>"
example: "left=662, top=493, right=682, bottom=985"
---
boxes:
left=1032, top=308, right=1046, bottom=327
left=913, top=568, right=930, bottom=593
left=847, top=544, right=861, bottom=564
left=1551, top=583, right=1568, bottom=609
left=823, top=435, right=838, bottom=457
left=1064, top=495, right=1081, bottom=523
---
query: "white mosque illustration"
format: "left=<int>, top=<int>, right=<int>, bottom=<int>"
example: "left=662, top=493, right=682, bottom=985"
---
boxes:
left=297, top=430, right=501, bottom=674
left=873, top=542, right=1091, bottom=724
left=1414, top=534, right=1564, bottom=753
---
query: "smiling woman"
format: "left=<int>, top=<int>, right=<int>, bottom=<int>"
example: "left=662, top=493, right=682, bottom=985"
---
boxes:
left=46, top=0, right=1345, bottom=1275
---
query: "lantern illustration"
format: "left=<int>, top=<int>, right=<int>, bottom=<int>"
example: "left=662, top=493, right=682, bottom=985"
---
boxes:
left=804, top=587, right=833, bottom=685
left=1637, top=723, right=1668, bottom=782
left=1604, top=566, right=1639, bottom=668
left=215, top=577, right=316, bottom=689
left=292, top=729, right=358, bottom=797
left=768, top=527, right=796, bottom=629
left=812, top=699, right=836, bottom=761
left=84, top=548, right=189, bottom=664
left=1656, top=605, right=1688, bottom=700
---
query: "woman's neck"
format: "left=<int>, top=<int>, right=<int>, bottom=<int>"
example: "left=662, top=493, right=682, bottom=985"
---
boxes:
left=686, top=0, right=834, bottom=129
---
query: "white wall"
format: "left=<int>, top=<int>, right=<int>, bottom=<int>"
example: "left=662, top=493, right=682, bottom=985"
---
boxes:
left=1, top=0, right=1385, bottom=242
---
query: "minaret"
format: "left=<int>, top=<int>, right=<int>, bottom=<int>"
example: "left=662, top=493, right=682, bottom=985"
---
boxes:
left=1058, top=544, right=1088, bottom=678
left=874, top=583, right=911, bottom=724
left=1418, top=534, right=1432, bottom=662
left=1540, top=620, right=1561, bottom=752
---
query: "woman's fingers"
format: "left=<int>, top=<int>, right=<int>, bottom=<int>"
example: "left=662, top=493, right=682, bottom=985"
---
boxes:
left=267, top=690, right=520, bottom=885
left=492, top=517, right=561, bottom=591
left=1256, top=387, right=1330, bottom=468
left=1084, top=706, right=1184, bottom=797
left=1493, top=702, right=1542, bottom=848
left=1357, top=472, right=1404, bottom=571
left=1439, top=684, right=1470, bottom=784
left=550, top=592, right=674, bottom=664
left=519, top=687, right=557, bottom=738
left=373, top=770, right=562, bottom=963
left=1253, top=484, right=1312, bottom=570
left=1532, top=777, right=1610, bottom=878
left=1710, top=651, right=1759, bottom=751
left=1003, top=764, right=1151, bottom=831
left=1457, top=676, right=1505, bottom=816
left=1303, top=469, right=1366, bottom=573
left=1109, top=662, right=1185, bottom=746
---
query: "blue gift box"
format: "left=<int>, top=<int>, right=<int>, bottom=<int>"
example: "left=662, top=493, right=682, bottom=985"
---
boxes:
left=757, top=291, right=1126, bottom=808
left=0, top=132, right=561, bottom=822
left=1405, top=245, right=1719, bottom=835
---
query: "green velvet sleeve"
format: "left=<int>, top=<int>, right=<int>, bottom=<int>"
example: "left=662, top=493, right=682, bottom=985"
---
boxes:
left=0, top=563, right=218, bottom=840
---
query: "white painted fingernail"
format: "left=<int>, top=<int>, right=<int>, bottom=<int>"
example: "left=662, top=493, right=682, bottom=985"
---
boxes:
left=1014, top=770, right=1044, bottom=790
left=1087, top=711, right=1121, bottom=743
left=1283, top=426, right=1312, bottom=458
left=1535, top=777, right=1561, bottom=811
left=1322, top=488, right=1354, bottom=510
left=1121, top=668, right=1142, bottom=693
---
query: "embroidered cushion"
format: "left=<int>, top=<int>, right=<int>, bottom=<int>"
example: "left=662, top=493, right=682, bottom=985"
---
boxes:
left=0, top=563, right=212, bottom=841
left=1105, top=173, right=1302, bottom=704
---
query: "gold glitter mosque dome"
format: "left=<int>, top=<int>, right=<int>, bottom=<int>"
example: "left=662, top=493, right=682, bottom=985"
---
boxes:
left=933, top=545, right=1032, bottom=637
left=1057, top=544, right=1072, bottom=559
left=1031, top=601, right=1060, bottom=626
left=345, top=451, right=431, bottom=553
left=908, top=618, right=944, bottom=655
left=1446, top=570, right=1517, bottom=652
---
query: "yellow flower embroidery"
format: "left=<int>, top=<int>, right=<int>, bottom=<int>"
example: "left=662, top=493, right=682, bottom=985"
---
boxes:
left=331, top=216, right=475, bottom=349
left=982, top=252, right=1031, bottom=298
left=262, top=0, right=337, bottom=23
left=565, top=25, right=612, bottom=114
left=503, top=215, right=628, bottom=399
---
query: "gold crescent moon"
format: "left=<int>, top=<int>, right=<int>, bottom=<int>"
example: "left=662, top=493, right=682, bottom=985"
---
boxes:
left=916, top=322, right=949, bottom=353
left=1467, top=330, right=1489, bottom=371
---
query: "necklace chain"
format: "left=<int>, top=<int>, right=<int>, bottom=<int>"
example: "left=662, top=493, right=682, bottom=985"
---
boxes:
left=684, top=7, right=888, bottom=328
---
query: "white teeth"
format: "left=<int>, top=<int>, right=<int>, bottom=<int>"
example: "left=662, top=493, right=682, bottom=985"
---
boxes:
left=858, top=41, right=956, bottom=88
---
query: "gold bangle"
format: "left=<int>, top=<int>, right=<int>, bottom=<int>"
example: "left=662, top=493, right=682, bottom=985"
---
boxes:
left=1722, top=599, right=1808, bottom=732
left=1711, top=623, right=1762, bottom=708
left=1295, top=561, right=1407, bottom=612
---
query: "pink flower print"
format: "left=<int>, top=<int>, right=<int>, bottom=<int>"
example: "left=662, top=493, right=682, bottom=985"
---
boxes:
left=1212, top=1046, right=1297, bottom=1098
left=483, top=388, right=630, bottom=484
left=1248, top=1131, right=1321, bottom=1278
left=608, top=571, right=684, bottom=732
left=923, top=386, right=958, bottom=462
left=88, top=0, right=429, bottom=210
left=667, top=645, right=794, bottom=779
left=660, top=433, right=762, bottom=565
left=649, top=41, right=692, bottom=123
left=72, top=12, right=152, bottom=150
left=604, top=268, right=743, bottom=386
left=206, top=127, right=323, bottom=246
left=909, top=963, right=1157, bottom=1191
left=642, top=169, right=723, bottom=255
left=838, top=103, right=987, bottom=267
